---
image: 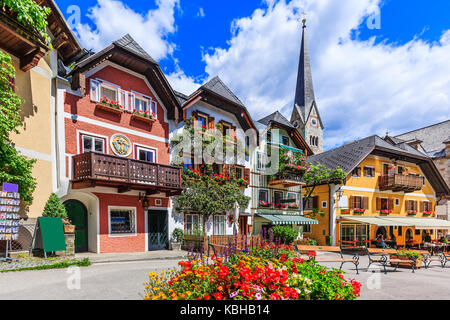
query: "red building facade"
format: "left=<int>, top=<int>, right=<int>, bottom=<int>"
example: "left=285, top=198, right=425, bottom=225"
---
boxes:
left=60, top=35, right=182, bottom=253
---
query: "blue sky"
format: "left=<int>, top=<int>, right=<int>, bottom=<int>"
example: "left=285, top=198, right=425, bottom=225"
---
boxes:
left=55, top=0, right=450, bottom=150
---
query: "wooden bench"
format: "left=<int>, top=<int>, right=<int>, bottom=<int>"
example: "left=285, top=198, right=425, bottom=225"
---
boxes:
left=365, top=247, right=418, bottom=274
left=295, top=245, right=360, bottom=274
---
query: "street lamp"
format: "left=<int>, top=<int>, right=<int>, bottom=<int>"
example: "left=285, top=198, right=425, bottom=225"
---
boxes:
left=139, top=193, right=150, bottom=209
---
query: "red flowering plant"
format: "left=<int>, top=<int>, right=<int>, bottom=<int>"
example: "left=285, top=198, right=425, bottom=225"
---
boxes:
left=288, top=203, right=299, bottom=210
left=184, top=167, right=203, bottom=180
left=380, top=210, right=392, bottom=215
left=236, top=177, right=250, bottom=188
left=422, top=211, right=432, bottom=216
left=274, top=203, right=288, bottom=210
left=353, top=209, right=366, bottom=215
left=259, top=201, right=272, bottom=208
left=100, top=96, right=123, bottom=110
left=132, top=108, right=156, bottom=120
left=143, top=241, right=362, bottom=300
left=407, top=210, right=418, bottom=216
left=213, top=174, right=230, bottom=184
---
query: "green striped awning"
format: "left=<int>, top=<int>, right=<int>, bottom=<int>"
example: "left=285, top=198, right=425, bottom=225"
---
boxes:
left=256, top=213, right=318, bottom=225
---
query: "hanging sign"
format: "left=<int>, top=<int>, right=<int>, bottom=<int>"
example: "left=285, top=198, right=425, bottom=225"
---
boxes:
left=111, top=134, right=132, bottom=157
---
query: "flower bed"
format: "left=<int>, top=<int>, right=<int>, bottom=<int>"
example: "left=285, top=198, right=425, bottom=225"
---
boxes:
left=144, top=244, right=361, bottom=300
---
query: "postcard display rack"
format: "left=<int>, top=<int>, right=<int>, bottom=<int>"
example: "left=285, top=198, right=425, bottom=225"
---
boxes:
left=0, top=190, right=20, bottom=262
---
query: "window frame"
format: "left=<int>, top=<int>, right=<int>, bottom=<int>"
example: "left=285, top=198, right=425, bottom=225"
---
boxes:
left=108, top=206, right=137, bottom=237
left=135, top=145, right=157, bottom=163
left=184, top=213, right=203, bottom=235
left=80, top=133, right=107, bottom=154
left=100, top=82, right=119, bottom=102
left=364, top=166, right=375, bottom=178
left=258, top=189, right=269, bottom=204
left=213, top=215, right=226, bottom=235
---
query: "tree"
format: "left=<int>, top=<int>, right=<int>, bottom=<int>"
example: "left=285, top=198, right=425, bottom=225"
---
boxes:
left=302, top=163, right=346, bottom=218
left=0, top=50, right=37, bottom=205
left=42, top=193, right=68, bottom=219
left=174, top=166, right=250, bottom=235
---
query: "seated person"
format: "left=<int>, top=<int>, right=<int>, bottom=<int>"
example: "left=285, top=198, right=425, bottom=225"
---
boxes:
left=424, top=233, right=432, bottom=243
left=376, top=234, right=388, bottom=248
left=389, top=234, right=397, bottom=249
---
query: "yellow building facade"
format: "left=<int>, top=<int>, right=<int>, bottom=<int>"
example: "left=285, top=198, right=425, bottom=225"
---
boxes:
left=304, top=135, right=450, bottom=247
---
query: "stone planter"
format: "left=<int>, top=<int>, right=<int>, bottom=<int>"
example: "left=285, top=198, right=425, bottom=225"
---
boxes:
left=170, top=241, right=182, bottom=251
left=65, top=233, right=75, bottom=256
left=64, top=224, right=76, bottom=234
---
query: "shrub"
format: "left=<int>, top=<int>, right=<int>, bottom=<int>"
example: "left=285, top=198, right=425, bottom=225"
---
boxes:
left=272, top=225, right=298, bottom=244
left=42, top=193, right=68, bottom=219
left=172, top=228, right=184, bottom=243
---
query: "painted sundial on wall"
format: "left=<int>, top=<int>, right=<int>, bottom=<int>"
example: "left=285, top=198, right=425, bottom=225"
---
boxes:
left=111, top=134, right=132, bottom=157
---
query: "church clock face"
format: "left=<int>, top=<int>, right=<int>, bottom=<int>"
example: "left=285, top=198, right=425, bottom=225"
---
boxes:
left=310, top=117, right=319, bottom=129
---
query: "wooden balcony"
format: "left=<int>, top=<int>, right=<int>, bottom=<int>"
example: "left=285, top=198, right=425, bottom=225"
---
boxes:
left=268, top=170, right=306, bottom=188
left=378, top=174, right=424, bottom=193
left=72, top=152, right=182, bottom=196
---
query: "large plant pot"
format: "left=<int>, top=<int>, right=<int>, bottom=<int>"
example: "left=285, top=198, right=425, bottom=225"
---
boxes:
left=170, top=241, right=182, bottom=251
left=64, top=224, right=76, bottom=234
left=390, top=255, right=422, bottom=269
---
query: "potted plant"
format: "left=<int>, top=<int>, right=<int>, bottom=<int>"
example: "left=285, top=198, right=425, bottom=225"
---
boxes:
left=170, top=228, right=184, bottom=251
left=236, top=177, right=249, bottom=189
left=227, top=215, right=236, bottom=225
left=407, top=210, right=418, bottom=216
left=353, top=209, right=366, bottom=215
left=380, top=210, right=392, bottom=215
left=390, top=249, right=423, bottom=269
left=62, top=219, right=75, bottom=234
left=422, top=210, right=432, bottom=217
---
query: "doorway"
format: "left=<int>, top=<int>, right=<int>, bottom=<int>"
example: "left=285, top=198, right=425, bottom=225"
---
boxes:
left=64, top=200, right=88, bottom=253
left=239, top=216, right=249, bottom=236
left=148, top=210, right=168, bottom=251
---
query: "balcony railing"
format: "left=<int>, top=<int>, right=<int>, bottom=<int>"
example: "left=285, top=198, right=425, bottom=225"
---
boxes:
left=72, top=152, right=182, bottom=193
left=378, top=174, right=424, bottom=193
left=269, top=169, right=306, bottom=188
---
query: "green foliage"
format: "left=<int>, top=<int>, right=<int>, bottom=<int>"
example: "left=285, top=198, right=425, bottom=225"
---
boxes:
left=0, top=50, right=36, bottom=204
left=42, top=193, right=68, bottom=219
left=0, top=258, right=91, bottom=273
left=171, top=228, right=184, bottom=243
left=0, top=0, right=52, bottom=46
left=393, top=249, right=423, bottom=261
left=304, top=238, right=318, bottom=246
left=175, top=169, right=250, bottom=233
left=272, top=225, right=299, bottom=244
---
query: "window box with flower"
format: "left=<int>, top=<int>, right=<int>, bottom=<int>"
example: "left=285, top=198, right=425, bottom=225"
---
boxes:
left=288, top=203, right=300, bottom=210
left=407, top=210, right=418, bottom=216
left=340, top=209, right=350, bottom=215
left=259, top=201, right=272, bottom=208
left=274, top=203, right=288, bottom=210
left=184, top=168, right=203, bottom=180
left=131, top=109, right=156, bottom=124
left=96, top=97, right=124, bottom=115
left=353, top=209, right=366, bottom=215
left=213, top=174, right=230, bottom=184
left=380, top=210, right=392, bottom=215
left=236, top=177, right=249, bottom=189
left=422, top=211, right=432, bottom=217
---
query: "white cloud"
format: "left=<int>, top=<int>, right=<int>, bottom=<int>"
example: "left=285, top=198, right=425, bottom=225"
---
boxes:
left=74, top=0, right=179, bottom=61
left=197, top=7, right=205, bottom=18
left=201, top=0, right=450, bottom=150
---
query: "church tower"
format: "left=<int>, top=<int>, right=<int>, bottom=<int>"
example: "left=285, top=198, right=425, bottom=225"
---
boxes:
left=290, top=17, right=324, bottom=154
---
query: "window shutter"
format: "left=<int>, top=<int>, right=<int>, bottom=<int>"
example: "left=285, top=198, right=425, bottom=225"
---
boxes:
left=119, top=89, right=127, bottom=109
left=388, top=198, right=394, bottom=210
left=420, top=201, right=424, bottom=212
left=312, top=196, right=319, bottom=209
left=128, top=92, right=135, bottom=111
left=363, top=197, right=369, bottom=210
left=349, top=196, right=354, bottom=209
left=413, top=200, right=418, bottom=211
left=244, top=168, right=250, bottom=180
left=208, top=117, right=215, bottom=130
left=192, top=111, right=199, bottom=128
left=90, top=79, right=100, bottom=102
left=376, top=197, right=381, bottom=210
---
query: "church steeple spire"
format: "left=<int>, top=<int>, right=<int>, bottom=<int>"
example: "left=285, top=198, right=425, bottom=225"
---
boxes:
left=291, top=17, right=324, bottom=154
left=293, top=17, right=315, bottom=122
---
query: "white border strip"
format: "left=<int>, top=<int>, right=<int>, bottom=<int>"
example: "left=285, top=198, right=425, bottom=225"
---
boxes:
left=65, top=112, right=169, bottom=143
left=341, top=186, right=436, bottom=199
left=15, top=146, right=52, bottom=162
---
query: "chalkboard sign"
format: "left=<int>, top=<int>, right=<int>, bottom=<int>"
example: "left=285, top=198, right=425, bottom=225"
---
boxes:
left=0, top=184, right=21, bottom=262
left=33, top=217, right=66, bottom=257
